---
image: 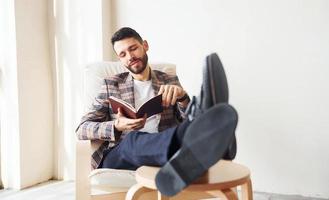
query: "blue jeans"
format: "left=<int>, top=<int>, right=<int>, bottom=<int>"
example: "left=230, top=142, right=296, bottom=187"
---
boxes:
left=99, top=127, right=177, bottom=170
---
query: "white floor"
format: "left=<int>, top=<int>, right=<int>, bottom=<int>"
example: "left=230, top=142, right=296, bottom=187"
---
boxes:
left=0, top=181, right=327, bottom=200
left=0, top=181, right=73, bottom=200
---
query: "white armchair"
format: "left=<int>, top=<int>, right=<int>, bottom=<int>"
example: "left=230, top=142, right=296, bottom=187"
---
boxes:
left=75, top=61, right=176, bottom=200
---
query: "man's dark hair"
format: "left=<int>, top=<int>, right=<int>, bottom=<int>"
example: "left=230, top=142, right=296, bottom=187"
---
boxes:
left=111, top=27, right=143, bottom=46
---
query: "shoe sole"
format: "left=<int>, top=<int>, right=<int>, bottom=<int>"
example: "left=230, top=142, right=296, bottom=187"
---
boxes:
left=155, top=103, right=238, bottom=196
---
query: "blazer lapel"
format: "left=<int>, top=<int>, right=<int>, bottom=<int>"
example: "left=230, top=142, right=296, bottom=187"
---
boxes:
left=151, top=70, right=164, bottom=96
left=118, top=73, right=135, bottom=107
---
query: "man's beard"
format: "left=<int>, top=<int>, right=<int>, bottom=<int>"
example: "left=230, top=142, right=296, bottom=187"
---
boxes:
left=126, top=54, right=148, bottom=74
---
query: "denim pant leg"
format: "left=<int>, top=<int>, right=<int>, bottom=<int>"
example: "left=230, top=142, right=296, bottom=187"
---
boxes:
left=99, top=127, right=177, bottom=170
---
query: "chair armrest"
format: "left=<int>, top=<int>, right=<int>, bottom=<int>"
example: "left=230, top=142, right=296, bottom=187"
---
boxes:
left=76, top=139, right=92, bottom=200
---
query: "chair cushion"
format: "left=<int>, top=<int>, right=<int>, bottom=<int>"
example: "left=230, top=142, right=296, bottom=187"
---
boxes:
left=89, top=168, right=136, bottom=188
left=91, top=185, right=130, bottom=196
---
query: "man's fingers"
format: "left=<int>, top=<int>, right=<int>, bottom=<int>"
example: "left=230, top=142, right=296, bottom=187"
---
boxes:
left=171, top=87, right=178, bottom=105
left=117, top=107, right=125, bottom=117
left=158, top=85, right=167, bottom=106
left=160, top=85, right=169, bottom=107
left=165, top=86, right=174, bottom=107
left=164, top=85, right=172, bottom=107
left=129, top=119, right=146, bottom=130
left=116, top=109, right=147, bottom=131
left=126, top=117, right=145, bottom=125
left=158, top=84, right=186, bottom=107
left=131, top=123, right=145, bottom=130
left=158, top=85, right=164, bottom=95
left=160, top=85, right=167, bottom=106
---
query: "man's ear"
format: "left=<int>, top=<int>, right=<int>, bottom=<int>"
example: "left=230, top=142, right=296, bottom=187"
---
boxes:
left=143, top=40, right=149, bottom=51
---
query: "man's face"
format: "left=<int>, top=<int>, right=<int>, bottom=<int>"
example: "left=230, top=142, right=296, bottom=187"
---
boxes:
left=113, top=37, right=149, bottom=74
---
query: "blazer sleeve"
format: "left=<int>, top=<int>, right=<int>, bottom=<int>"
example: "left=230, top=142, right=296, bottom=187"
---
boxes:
left=168, top=75, right=190, bottom=119
left=75, top=79, right=118, bottom=141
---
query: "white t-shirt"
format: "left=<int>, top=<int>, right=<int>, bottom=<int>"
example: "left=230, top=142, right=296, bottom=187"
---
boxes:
left=133, top=79, right=160, bottom=133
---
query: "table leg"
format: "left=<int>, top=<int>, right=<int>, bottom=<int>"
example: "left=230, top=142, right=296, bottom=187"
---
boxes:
left=241, top=177, right=253, bottom=200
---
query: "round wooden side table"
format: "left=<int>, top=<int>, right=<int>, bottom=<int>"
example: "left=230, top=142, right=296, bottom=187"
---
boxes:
left=126, top=160, right=253, bottom=200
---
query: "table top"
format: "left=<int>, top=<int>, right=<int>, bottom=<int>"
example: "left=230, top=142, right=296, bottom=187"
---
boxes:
left=136, top=160, right=251, bottom=191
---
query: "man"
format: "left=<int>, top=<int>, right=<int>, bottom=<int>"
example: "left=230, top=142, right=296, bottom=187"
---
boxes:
left=76, top=27, right=237, bottom=196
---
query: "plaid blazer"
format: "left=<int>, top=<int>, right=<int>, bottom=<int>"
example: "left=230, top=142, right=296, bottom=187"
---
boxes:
left=76, top=69, right=189, bottom=169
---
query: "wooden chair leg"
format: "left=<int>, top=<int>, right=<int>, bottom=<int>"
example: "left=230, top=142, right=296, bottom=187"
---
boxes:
left=222, top=189, right=238, bottom=200
left=241, top=177, right=253, bottom=200
left=125, top=184, right=153, bottom=200
left=157, top=191, right=170, bottom=200
left=231, top=187, right=238, bottom=197
left=221, top=188, right=238, bottom=200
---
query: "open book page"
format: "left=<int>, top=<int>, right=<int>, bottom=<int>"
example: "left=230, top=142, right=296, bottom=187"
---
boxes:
left=135, top=94, right=163, bottom=118
left=109, top=96, right=136, bottom=111
left=109, top=94, right=163, bottom=119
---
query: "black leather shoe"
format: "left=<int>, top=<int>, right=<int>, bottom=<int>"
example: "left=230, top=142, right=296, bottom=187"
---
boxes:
left=185, top=52, right=229, bottom=121
left=203, top=53, right=237, bottom=160
left=201, top=53, right=229, bottom=108
left=185, top=96, right=202, bottom=121
left=155, top=103, right=238, bottom=196
left=185, top=53, right=237, bottom=160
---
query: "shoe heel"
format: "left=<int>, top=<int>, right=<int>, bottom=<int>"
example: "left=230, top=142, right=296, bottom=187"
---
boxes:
left=155, top=148, right=206, bottom=196
left=155, top=162, right=186, bottom=197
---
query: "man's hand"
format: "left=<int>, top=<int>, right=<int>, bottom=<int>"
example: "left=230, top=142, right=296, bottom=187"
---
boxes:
left=158, top=85, right=187, bottom=107
left=114, top=107, right=147, bottom=132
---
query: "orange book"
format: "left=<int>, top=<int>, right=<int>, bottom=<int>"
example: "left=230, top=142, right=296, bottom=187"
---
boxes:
left=109, top=94, right=163, bottom=119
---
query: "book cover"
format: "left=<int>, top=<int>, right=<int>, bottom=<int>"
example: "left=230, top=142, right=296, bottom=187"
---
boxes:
left=109, top=94, right=163, bottom=119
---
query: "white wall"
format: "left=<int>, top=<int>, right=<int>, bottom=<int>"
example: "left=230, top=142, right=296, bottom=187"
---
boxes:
left=48, top=0, right=108, bottom=180
left=1, top=0, right=54, bottom=189
left=15, top=0, right=54, bottom=188
left=2, top=0, right=111, bottom=187
left=0, top=0, right=21, bottom=189
left=112, top=0, right=329, bottom=198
